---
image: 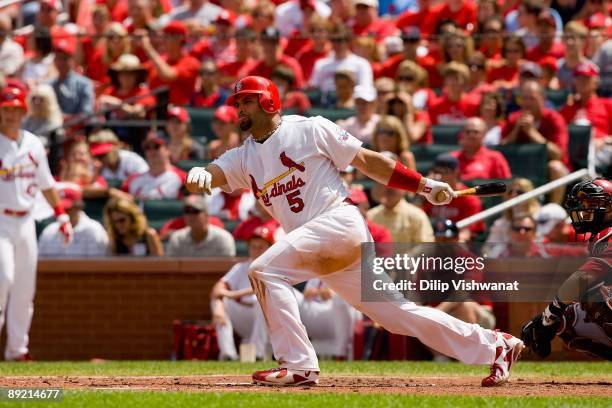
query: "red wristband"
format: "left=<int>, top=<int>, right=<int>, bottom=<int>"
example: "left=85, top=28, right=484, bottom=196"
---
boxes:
left=387, top=161, right=422, bottom=193
left=54, top=204, right=66, bottom=217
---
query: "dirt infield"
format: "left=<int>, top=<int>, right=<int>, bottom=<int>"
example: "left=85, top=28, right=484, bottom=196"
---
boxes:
left=1, top=375, right=610, bottom=397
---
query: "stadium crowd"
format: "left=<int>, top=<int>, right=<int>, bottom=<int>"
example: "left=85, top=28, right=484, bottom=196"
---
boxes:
left=0, top=0, right=611, bottom=360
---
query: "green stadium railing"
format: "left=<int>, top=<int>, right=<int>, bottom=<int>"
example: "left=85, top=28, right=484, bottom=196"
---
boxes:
left=491, top=144, right=548, bottom=186
left=185, top=107, right=215, bottom=139
left=235, top=240, right=249, bottom=257
left=142, top=199, right=185, bottom=231
left=432, top=125, right=462, bottom=145
left=304, top=107, right=355, bottom=122
left=176, top=159, right=211, bottom=173
left=411, top=144, right=457, bottom=174
left=568, top=124, right=592, bottom=171
left=544, top=89, right=569, bottom=109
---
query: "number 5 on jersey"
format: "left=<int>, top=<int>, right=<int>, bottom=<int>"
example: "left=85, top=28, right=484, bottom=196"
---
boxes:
left=286, top=190, right=304, bottom=213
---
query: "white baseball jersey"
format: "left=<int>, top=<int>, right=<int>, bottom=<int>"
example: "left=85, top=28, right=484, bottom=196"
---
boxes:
left=213, top=115, right=363, bottom=233
left=222, top=261, right=257, bottom=304
left=38, top=211, right=109, bottom=257
left=101, top=149, right=149, bottom=182
left=0, top=130, right=55, bottom=212
left=123, top=166, right=185, bottom=200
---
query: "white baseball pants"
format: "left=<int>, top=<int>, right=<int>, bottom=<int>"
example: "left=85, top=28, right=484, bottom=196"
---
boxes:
left=0, top=214, right=38, bottom=360
left=248, top=203, right=500, bottom=370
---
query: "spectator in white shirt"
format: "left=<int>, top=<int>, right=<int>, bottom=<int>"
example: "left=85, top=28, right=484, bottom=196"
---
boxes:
left=167, top=195, right=236, bottom=257
left=309, top=26, right=374, bottom=93
left=118, top=137, right=186, bottom=200
left=275, top=0, right=332, bottom=37
left=0, top=15, right=24, bottom=77
left=39, top=183, right=109, bottom=257
left=157, top=0, right=223, bottom=31
left=89, top=129, right=149, bottom=183
left=336, top=85, right=380, bottom=144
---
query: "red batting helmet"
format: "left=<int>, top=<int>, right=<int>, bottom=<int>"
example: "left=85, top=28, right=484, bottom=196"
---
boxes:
left=0, top=87, right=28, bottom=112
left=226, top=76, right=281, bottom=113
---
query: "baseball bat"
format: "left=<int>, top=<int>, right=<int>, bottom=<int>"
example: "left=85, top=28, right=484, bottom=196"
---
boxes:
left=435, top=182, right=507, bottom=203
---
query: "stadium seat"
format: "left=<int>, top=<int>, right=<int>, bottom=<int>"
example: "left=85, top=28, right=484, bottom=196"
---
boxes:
left=224, top=219, right=240, bottom=233
left=176, top=160, right=210, bottom=173
left=432, top=125, right=463, bottom=145
left=304, top=89, right=322, bottom=106
left=106, top=179, right=123, bottom=189
left=491, top=144, right=548, bottom=186
left=568, top=125, right=592, bottom=170
left=35, top=216, right=56, bottom=239
left=235, top=240, right=249, bottom=257
left=544, top=89, right=569, bottom=109
left=185, top=108, right=215, bottom=139
left=305, top=107, right=355, bottom=122
left=411, top=144, right=458, bottom=174
left=142, top=199, right=185, bottom=231
left=84, top=197, right=109, bottom=224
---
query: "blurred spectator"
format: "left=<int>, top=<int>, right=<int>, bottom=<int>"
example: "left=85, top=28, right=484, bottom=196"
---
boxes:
left=218, top=28, right=258, bottom=87
left=450, top=117, right=512, bottom=180
left=51, top=40, right=95, bottom=116
left=475, top=0, right=500, bottom=36
left=270, top=66, right=311, bottom=114
left=593, top=39, right=612, bottom=97
left=367, top=152, right=433, bottom=243
left=466, top=51, right=494, bottom=99
left=333, top=70, right=356, bottom=108
left=511, top=0, right=544, bottom=49
left=233, top=201, right=281, bottom=241
left=89, top=129, right=149, bottom=183
left=430, top=0, right=477, bottom=34
left=336, top=85, right=380, bottom=144
left=429, top=62, right=478, bottom=125
left=487, top=35, right=526, bottom=90
left=478, top=16, right=504, bottom=60
left=349, top=187, right=392, bottom=243
left=210, top=225, right=272, bottom=360
left=309, top=26, right=373, bottom=92
left=157, top=0, right=223, bottom=29
left=371, top=116, right=416, bottom=169
left=165, top=106, right=205, bottom=162
left=352, top=36, right=381, bottom=64
left=208, top=106, right=240, bottom=160
left=283, top=1, right=318, bottom=58
left=560, top=63, right=612, bottom=139
left=485, top=177, right=540, bottom=253
left=125, top=0, right=157, bottom=51
left=191, top=61, right=230, bottom=108
left=190, top=10, right=237, bottom=65
left=275, top=0, right=332, bottom=37
left=497, top=215, right=543, bottom=257
left=538, top=56, right=560, bottom=89
left=478, top=91, right=506, bottom=146
left=22, top=84, right=63, bottom=147
left=350, top=0, right=398, bottom=42
left=58, top=140, right=109, bottom=198
left=525, top=10, right=565, bottom=62
left=39, top=183, right=109, bottom=257
left=84, top=22, right=130, bottom=88
left=19, top=27, right=56, bottom=87
left=584, top=15, right=608, bottom=60
left=0, top=14, right=24, bottom=77
left=384, top=91, right=430, bottom=145
left=245, top=27, right=305, bottom=89
left=104, top=197, right=164, bottom=255
left=250, top=0, right=277, bottom=36
left=394, top=60, right=435, bottom=112
left=535, top=203, right=573, bottom=243
left=97, top=54, right=155, bottom=120
left=551, top=0, right=585, bottom=25
left=440, top=30, right=474, bottom=67
left=329, top=0, right=354, bottom=26
left=140, top=21, right=200, bottom=106
left=374, top=77, right=397, bottom=115
left=395, top=0, right=438, bottom=36
left=501, top=80, right=568, bottom=203
left=421, top=154, right=485, bottom=237
left=167, top=195, right=236, bottom=256
left=375, top=27, right=432, bottom=82
left=295, top=15, right=332, bottom=82
left=119, top=137, right=186, bottom=200
left=78, top=5, right=111, bottom=63
left=557, top=21, right=590, bottom=89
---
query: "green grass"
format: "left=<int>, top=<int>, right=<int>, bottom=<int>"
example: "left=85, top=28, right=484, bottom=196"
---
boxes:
left=0, top=360, right=610, bottom=379
left=1, top=392, right=610, bottom=408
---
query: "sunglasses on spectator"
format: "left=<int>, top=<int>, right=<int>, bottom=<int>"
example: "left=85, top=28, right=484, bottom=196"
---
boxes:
left=448, top=43, right=464, bottom=49
left=508, top=189, right=525, bottom=195
left=511, top=225, right=534, bottom=232
left=376, top=129, right=397, bottom=136
left=144, top=144, right=162, bottom=151
left=184, top=207, right=202, bottom=215
left=398, top=75, right=415, bottom=81
left=112, top=215, right=130, bottom=225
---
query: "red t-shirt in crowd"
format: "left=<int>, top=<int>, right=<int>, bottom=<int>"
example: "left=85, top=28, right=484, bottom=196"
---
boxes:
left=501, top=108, right=569, bottom=165
left=479, top=45, right=502, bottom=61
left=244, top=55, right=305, bottom=89
left=415, top=110, right=433, bottom=144
left=395, top=7, right=438, bottom=36
left=430, top=1, right=477, bottom=32
left=525, top=41, right=565, bottom=62
left=351, top=18, right=398, bottom=42
left=284, top=30, right=312, bottom=57
left=421, top=182, right=485, bottom=233
left=295, top=46, right=330, bottom=82
left=560, top=96, right=612, bottom=139
left=373, top=54, right=434, bottom=80
left=147, top=53, right=200, bottom=106
left=487, top=64, right=520, bottom=85
left=191, top=90, right=224, bottom=108
left=367, top=219, right=392, bottom=243
left=233, top=216, right=280, bottom=241
left=429, top=93, right=479, bottom=125
left=450, top=146, right=512, bottom=180
left=219, top=58, right=258, bottom=81
left=189, top=39, right=237, bottom=66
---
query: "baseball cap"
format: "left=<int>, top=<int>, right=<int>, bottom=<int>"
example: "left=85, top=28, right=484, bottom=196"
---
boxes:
left=299, top=0, right=317, bottom=9
left=385, top=36, right=404, bottom=55
left=57, top=182, right=83, bottom=209
left=0, top=86, right=28, bottom=111
left=432, top=219, right=459, bottom=238
left=53, top=39, right=76, bottom=56
left=586, top=13, right=607, bottom=30
left=433, top=154, right=459, bottom=171
left=163, top=21, right=188, bottom=37
left=89, top=142, right=115, bottom=156
left=519, top=61, right=543, bottom=78
left=216, top=9, right=237, bottom=26
left=574, top=62, right=599, bottom=78
left=538, top=56, right=557, bottom=73
left=349, top=187, right=368, bottom=205
left=250, top=225, right=276, bottom=245
left=537, top=10, right=556, bottom=27
left=354, top=0, right=379, bottom=7
left=535, top=203, right=569, bottom=237
left=261, top=27, right=281, bottom=42
left=401, top=26, right=421, bottom=42
left=214, top=106, right=238, bottom=123
left=353, top=85, right=377, bottom=102
left=167, top=106, right=190, bottom=123
left=142, top=136, right=167, bottom=150
left=184, top=194, right=208, bottom=212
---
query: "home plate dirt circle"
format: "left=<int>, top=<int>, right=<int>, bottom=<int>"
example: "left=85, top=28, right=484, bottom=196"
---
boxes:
left=0, top=375, right=610, bottom=397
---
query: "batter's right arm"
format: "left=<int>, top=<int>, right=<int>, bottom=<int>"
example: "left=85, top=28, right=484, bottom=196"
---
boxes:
left=185, top=164, right=228, bottom=195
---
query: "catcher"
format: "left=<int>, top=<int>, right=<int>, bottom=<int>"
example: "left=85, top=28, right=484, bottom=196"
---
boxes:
left=521, top=178, right=611, bottom=360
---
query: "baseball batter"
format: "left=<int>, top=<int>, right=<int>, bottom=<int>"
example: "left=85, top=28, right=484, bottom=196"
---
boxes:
left=186, top=76, right=524, bottom=387
left=0, top=87, right=74, bottom=361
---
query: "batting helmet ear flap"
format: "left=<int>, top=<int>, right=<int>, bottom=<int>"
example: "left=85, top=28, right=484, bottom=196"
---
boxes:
left=259, top=91, right=278, bottom=113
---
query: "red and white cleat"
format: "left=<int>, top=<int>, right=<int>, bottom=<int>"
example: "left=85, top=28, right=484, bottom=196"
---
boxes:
left=482, top=332, right=524, bottom=387
left=252, top=367, right=319, bottom=386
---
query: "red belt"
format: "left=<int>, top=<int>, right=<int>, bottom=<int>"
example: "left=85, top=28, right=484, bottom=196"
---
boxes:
left=3, top=209, right=28, bottom=217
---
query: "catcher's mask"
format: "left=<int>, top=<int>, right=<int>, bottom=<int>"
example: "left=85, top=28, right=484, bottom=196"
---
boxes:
left=563, top=178, right=612, bottom=235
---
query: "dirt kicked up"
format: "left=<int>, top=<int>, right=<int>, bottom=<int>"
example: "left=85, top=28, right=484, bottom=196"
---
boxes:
left=1, top=375, right=610, bottom=397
